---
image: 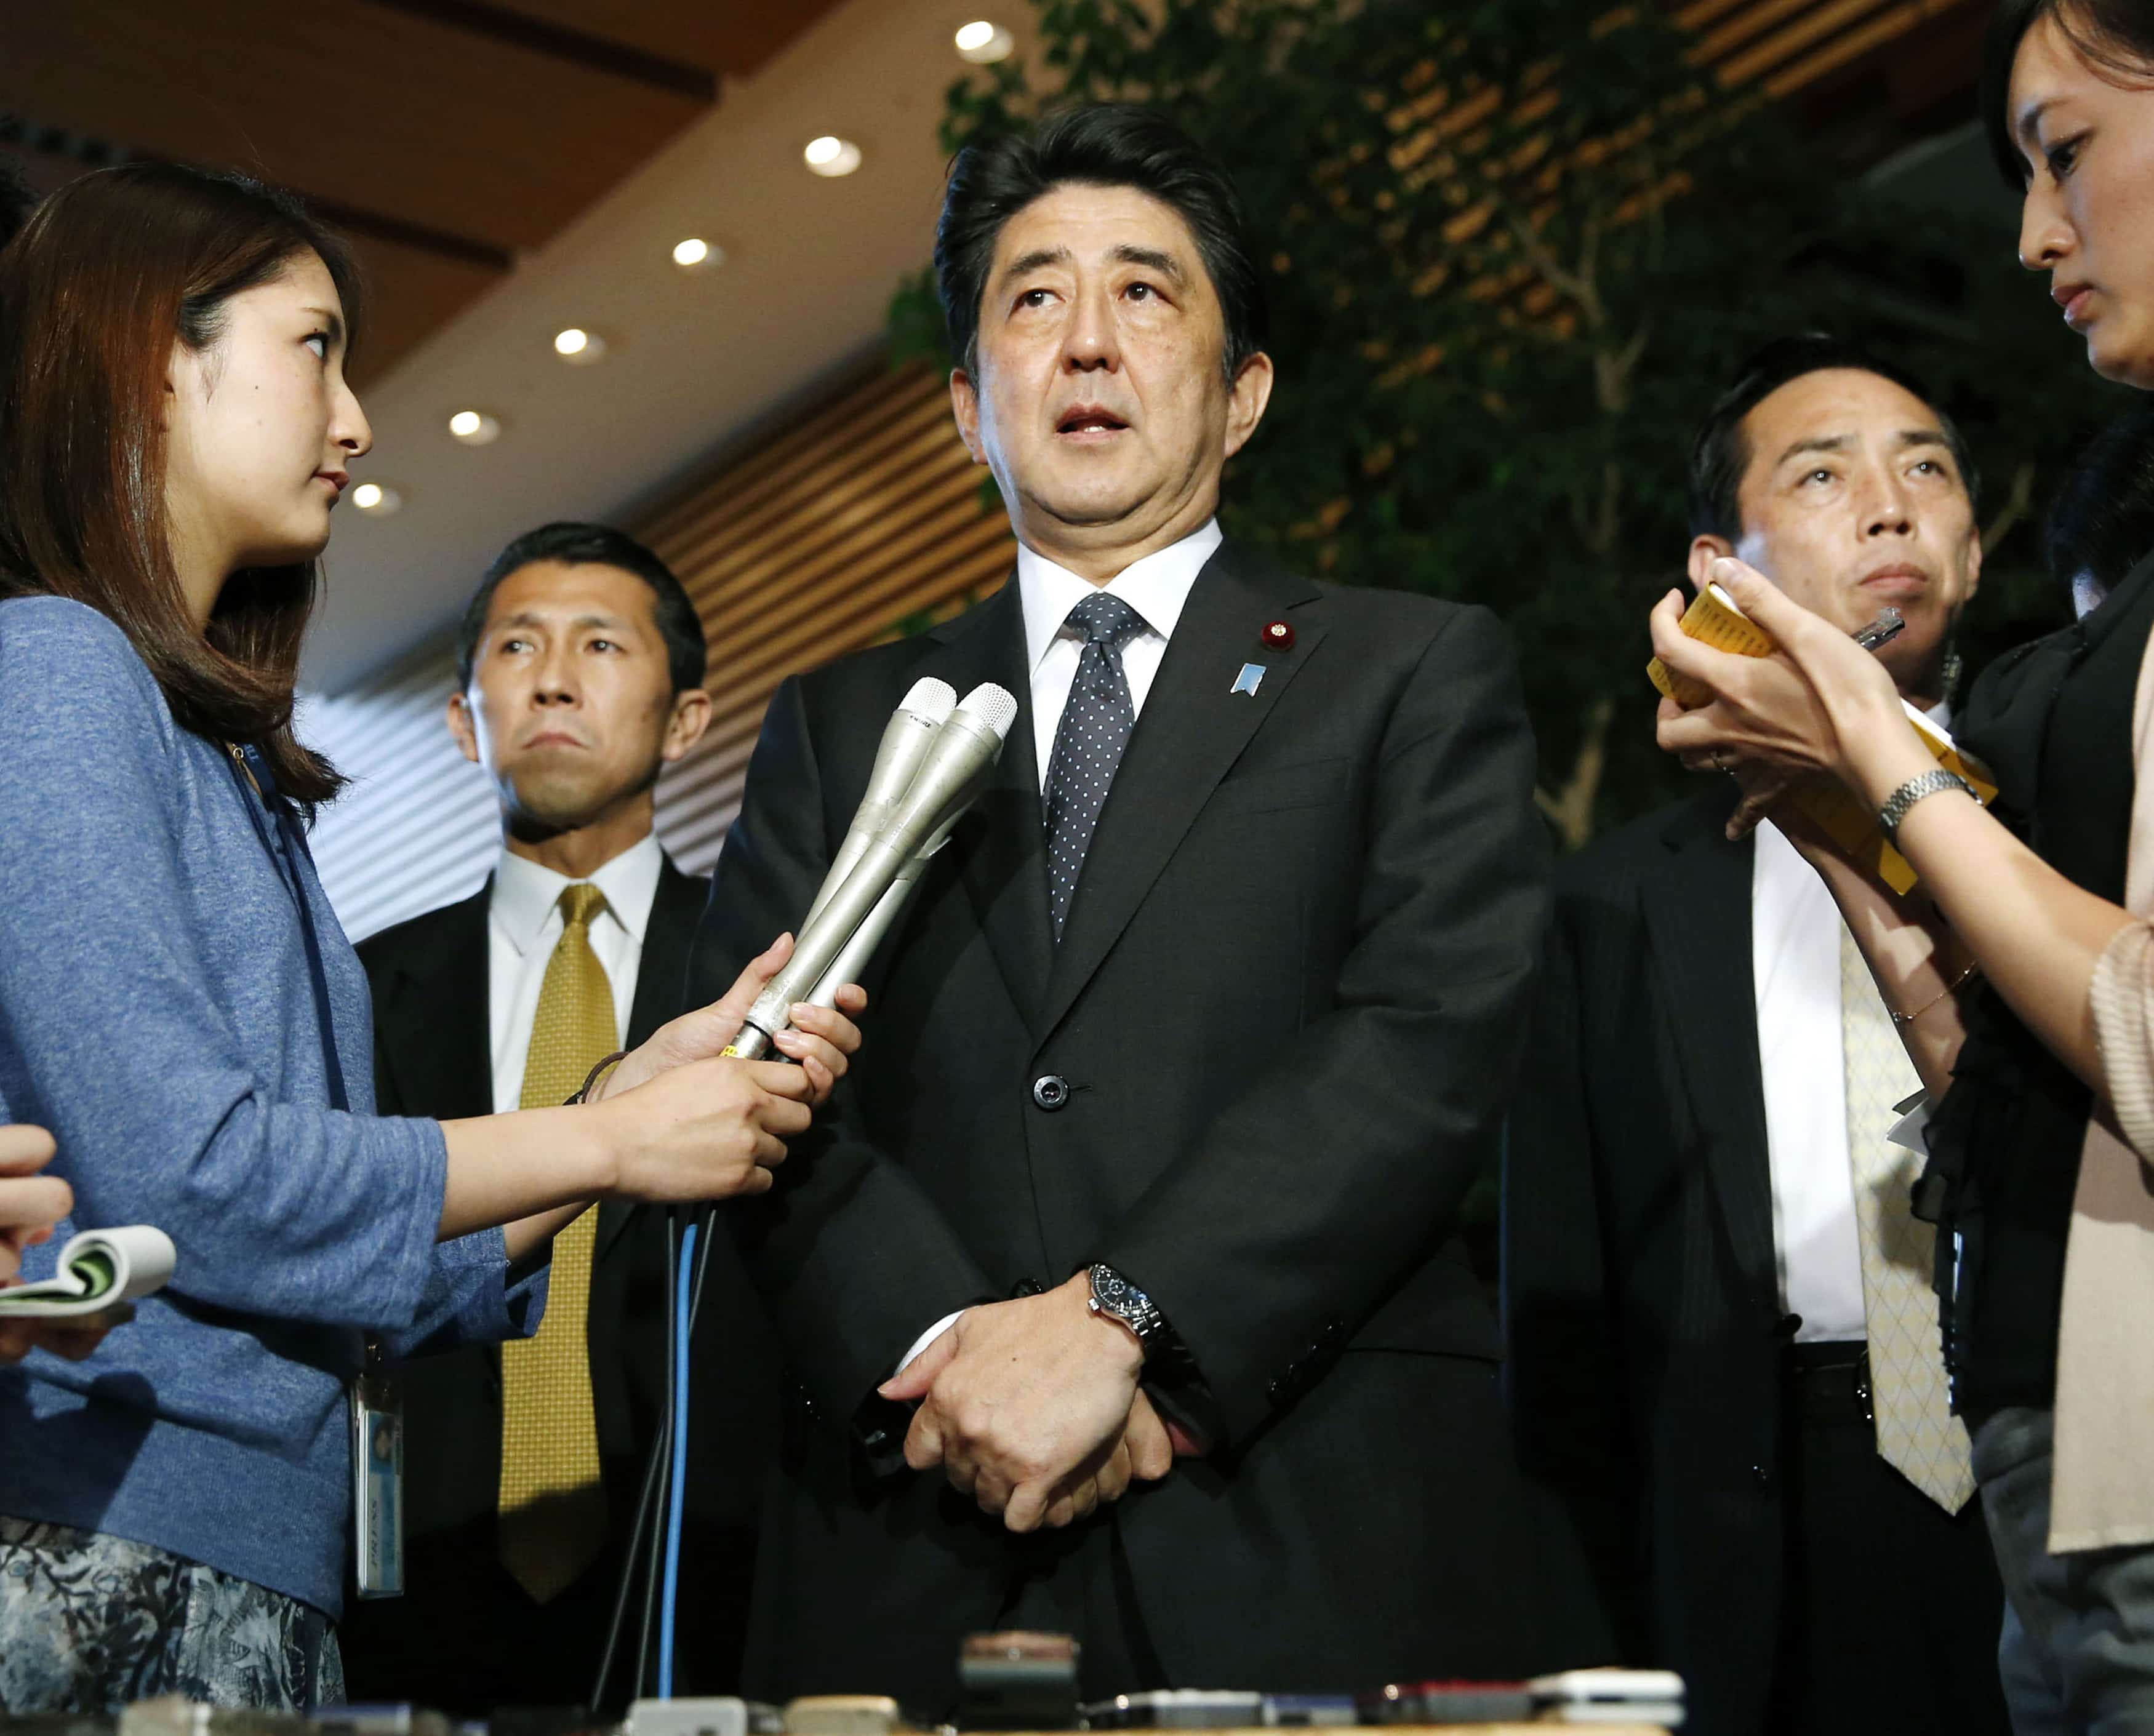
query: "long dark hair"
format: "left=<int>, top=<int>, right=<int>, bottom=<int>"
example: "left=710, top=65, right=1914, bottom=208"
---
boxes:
left=0, top=163, right=363, bottom=805
left=1984, top=0, right=2154, bottom=184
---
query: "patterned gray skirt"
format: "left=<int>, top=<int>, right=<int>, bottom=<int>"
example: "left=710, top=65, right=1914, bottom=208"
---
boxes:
left=0, top=1516, right=344, bottom=1714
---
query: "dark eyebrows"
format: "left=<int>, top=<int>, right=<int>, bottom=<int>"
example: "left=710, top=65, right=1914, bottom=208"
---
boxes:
left=302, top=305, right=346, bottom=347
left=494, top=609, right=631, bottom=634
left=2016, top=95, right=2058, bottom=147
left=1112, top=244, right=1187, bottom=285
left=995, top=243, right=1189, bottom=289
left=1000, top=246, right=1073, bottom=287
left=1772, top=429, right=1952, bottom=468
left=1776, top=434, right=1852, bottom=466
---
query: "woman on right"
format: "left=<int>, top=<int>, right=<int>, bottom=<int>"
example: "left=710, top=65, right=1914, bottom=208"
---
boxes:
left=1647, top=2, right=2154, bottom=1726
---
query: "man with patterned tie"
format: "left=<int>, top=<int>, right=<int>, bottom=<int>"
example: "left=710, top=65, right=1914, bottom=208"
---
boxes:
left=340, top=524, right=802, bottom=1711
left=692, top=106, right=1567, bottom=1713
left=1506, top=337, right=2011, bottom=1736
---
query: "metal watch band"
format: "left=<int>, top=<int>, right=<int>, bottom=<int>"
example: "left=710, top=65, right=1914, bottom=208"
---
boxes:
left=1088, top=1262, right=1166, bottom=1351
left=1878, top=769, right=1979, bottom=846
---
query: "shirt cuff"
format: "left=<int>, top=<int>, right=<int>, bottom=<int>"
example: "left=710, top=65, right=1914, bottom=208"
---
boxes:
left=894, top=1310, right=966, bottom=1377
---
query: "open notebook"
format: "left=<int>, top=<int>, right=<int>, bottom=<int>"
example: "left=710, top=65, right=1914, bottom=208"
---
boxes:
left=0, top=1225, right=174, bottom=1318
left=1648, top=582, right=1996, bottom=894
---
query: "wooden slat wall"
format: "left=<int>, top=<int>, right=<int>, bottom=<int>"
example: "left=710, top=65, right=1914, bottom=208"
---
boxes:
left=308, top=361, right=1015, bottom=940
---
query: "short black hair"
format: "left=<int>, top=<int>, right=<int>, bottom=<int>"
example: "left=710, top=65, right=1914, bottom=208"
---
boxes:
left=455, top=521, right=707, bottom=695
left=1687, top=335, right=1979, bottom=542
left=2046, top=409, right=2154, bottom=600
left=934, top=103, right=1267, bottom=384
left=1984, top=0, right=2154, bottom=186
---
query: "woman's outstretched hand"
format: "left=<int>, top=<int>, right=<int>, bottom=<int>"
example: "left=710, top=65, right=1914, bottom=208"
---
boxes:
left=579, top=932, right=868, bottom=1202
left=597, top=932, right=866, bottom=1108
left=1652, top=557, right=1926, bottom=838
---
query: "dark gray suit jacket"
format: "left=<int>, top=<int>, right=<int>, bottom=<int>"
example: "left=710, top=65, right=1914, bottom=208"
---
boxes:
left=694, top=540, right=1569, bottom=1708
left=1505, top=788, right=1795, bottom=1736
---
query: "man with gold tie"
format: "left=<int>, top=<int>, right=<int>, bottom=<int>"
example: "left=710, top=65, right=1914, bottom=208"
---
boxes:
left=340, top=524, right=802, bottom=1711
left=1505, top=337, right=2012, bottom=1736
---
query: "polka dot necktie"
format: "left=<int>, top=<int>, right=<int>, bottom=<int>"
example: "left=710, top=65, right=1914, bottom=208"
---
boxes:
left=497, top=882, right=617, bottom=1602
left=1043, top=592, right=1146, bottom=942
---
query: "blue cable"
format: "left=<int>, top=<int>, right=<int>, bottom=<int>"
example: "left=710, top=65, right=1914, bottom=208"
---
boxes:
left=659, top=1218, right=697, bottom=1698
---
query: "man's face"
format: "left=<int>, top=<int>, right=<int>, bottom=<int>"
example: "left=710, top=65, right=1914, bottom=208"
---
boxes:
left=448, top=561, right=706, bottom=836
left=950, top=183, right=1272, bottom=566
left=1694, top=369, right=1982, bottom=702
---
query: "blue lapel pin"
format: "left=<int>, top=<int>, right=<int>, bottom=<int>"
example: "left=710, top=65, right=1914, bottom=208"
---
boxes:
left=1231, top=662, right=1266, bottom=697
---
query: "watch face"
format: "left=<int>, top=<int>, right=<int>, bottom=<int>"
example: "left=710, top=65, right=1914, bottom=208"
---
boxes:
left=1093, top=1266, right=1135, bottom=1314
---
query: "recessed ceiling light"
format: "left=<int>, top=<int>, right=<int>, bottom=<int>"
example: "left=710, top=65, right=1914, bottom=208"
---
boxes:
left=553, top=327, right=606, bottom=364
left=350, top=481, right=401, bottom=515
left=672, top=236, right=724, bottom=272
left=803, top=135, right=863, bottom=177
left=447, top=410, right=500, bottom=446
left=954, top=20, right=1013, bottom=62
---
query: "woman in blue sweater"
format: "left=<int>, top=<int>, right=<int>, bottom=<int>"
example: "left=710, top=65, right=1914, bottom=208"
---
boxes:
left=0, top=167, right=862, bottom=1711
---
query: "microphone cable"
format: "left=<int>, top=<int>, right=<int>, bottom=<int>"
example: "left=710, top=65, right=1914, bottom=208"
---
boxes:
left=658, top=1215, right=699, bottom=1697
left=591, top=1202, right=721, bottom=1709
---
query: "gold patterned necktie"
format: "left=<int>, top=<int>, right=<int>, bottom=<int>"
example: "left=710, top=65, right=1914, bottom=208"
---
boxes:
left=1838, top=923, right=1977, bottom=1513
left=498, top=882, right=617, bottom=1602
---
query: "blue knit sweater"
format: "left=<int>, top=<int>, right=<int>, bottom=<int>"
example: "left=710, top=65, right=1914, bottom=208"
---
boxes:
left=0, top=596, right=545, bottom=1618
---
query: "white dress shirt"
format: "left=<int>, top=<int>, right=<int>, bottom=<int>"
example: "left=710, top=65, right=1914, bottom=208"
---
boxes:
left=1017, top=519, right=1221, bottom=789
left=1750, top=701, right=1952, bottom=1345
left=893, top=520, right=1222, bottom=1376
left=1751, top=818, right=1869, bottom=1343
left=487, top=831, right=664, bottom=1113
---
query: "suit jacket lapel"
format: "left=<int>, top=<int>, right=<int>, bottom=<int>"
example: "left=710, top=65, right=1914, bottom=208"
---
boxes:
left=598, top=856, right=710, bottom=1262
left=1640, top=792, right=1778, bottom=1298
left=1039, top=543, right=1326, bottom=1042
left=378, top=886, right=492, bottom=1124
left=913, top=580, right=1054, bottom=1033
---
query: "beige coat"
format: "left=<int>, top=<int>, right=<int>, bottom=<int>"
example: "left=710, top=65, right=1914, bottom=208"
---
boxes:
left=2053, top=627, right=2154, bottom=1550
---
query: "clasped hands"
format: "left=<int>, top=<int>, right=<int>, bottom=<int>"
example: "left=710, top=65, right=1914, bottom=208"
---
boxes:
left=876, top=1271, right=1183, bottom=1533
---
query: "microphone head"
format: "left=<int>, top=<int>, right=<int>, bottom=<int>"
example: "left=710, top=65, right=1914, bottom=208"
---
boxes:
left=955, top=682, right=1019, bottom=742
left=900, top=678, right=957, bottom=726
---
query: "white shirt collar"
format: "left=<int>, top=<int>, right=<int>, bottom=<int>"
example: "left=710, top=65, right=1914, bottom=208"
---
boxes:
left=1015, top=519, right=1223, bottom=674
left=489, top=829, right=664, bottom=957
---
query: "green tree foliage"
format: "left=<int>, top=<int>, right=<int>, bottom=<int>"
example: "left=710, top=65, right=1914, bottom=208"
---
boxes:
left=890, top=0, right=2129, bottom=842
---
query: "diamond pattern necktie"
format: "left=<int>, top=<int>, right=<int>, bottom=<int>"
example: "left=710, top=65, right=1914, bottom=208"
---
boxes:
left=1043, top=592, right=1147, bottom=942
left=1839, top=922, right=1977, bottom=1513
left=498, top=882, right=617, bottom=1602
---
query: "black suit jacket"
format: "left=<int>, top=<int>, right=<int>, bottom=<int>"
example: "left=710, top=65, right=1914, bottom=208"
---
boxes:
left=1505, top=788, right=1793, bottom=1736
left=694, top=540, right=1567, bottom=1705
left=353, top=854, right=780, bottom=1546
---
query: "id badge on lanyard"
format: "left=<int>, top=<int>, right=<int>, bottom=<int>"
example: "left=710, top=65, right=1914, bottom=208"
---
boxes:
left=350, top=1338, right=405, bottom=1598
left=225, top=747, right=407, bottom=1598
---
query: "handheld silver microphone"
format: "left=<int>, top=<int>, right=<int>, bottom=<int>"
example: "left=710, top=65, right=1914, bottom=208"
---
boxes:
left=804, top=678, right=955, bottom=926
left=726, top=682, right=1017, bottom=1058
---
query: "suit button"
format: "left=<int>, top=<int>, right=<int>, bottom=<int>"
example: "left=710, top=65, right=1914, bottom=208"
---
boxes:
left=1751, top=1463, right=1773, bottom=1490
left=1031, top=1074, right=1070, bottom=1111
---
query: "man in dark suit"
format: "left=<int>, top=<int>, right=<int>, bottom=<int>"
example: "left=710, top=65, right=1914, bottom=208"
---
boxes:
left=1505, top=338, right=2011, bottom=1736
left=340, top=524, right=781, bottom=1712
left=692, top=106, right=1566, bottom=1713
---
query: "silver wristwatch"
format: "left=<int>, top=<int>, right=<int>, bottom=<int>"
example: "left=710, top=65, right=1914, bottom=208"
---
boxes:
left=1878, top=768, right=1980, bottom=846
left=1087, top=1263, right=1166, bottom=1356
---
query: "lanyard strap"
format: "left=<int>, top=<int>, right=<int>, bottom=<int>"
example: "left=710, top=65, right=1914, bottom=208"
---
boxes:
left=226, top=744, right=350, bottom=1114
